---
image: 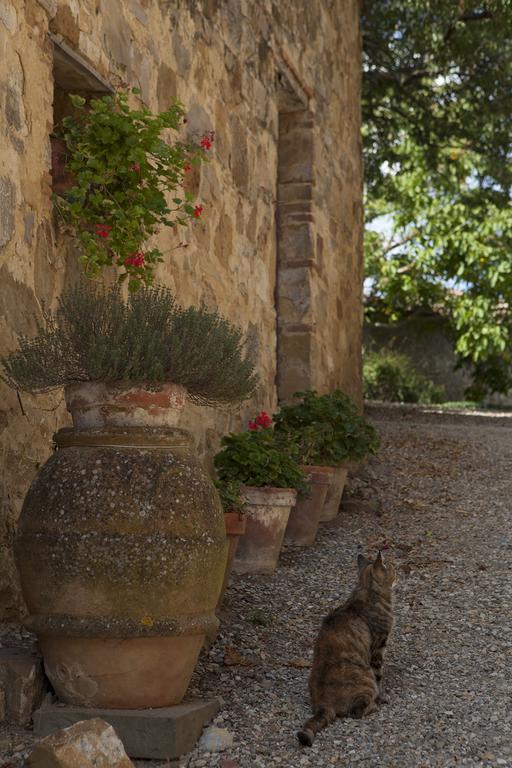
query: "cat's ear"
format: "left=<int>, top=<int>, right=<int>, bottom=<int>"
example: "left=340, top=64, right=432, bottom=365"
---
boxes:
left=373, top=550, right=387, bottom=579
left=358, top=554, right=371, bottom=573
left=375, top=550, right=385, bottom=568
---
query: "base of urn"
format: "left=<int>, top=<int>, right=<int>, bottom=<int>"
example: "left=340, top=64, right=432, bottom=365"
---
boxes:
left=40, top=634, right=205, bottom=709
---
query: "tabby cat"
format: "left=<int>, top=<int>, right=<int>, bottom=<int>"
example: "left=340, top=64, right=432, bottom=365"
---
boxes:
left=297, top=551, right=396, bottom=746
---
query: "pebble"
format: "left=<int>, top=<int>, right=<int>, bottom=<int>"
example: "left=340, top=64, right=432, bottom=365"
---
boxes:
left=198, top=726, right=234, bottom=753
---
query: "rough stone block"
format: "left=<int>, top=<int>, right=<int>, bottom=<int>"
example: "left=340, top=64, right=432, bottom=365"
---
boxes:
left=33, top=698, right=221, bottom=759
left=0, top=176, right=15, bottom=248
left=0, top=647, right=46, bottom=726
left=28, top=717, right=134, bottom=767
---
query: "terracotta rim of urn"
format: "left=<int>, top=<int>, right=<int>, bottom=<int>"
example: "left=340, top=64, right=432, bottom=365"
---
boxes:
left=65, top=381, right=187, bottom=429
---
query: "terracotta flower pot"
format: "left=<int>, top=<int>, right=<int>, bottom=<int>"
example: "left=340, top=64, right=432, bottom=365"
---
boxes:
left=15, top=382, right=228, bottom=709
left=217, top=512, right=246, bottom=608
left=233, top=486, right=297, bottom=574
left=284, top=466, right=336, bottom=546
left=320, top=465, right=349, bottom=522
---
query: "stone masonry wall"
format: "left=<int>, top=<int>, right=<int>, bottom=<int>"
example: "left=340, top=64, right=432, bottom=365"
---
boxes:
left=0, top=0, right=363, bottom=617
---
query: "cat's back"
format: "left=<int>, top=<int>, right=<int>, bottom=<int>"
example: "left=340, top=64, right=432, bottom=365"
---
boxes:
left=313, top=596, right=372, bottom=664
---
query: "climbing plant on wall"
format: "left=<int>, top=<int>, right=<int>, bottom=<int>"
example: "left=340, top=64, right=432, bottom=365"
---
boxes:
left=54, top=88, right=214, bottom=290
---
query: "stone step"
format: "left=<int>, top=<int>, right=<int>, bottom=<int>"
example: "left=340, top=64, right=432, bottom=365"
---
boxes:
left=33, top=698, right=221, bottom=759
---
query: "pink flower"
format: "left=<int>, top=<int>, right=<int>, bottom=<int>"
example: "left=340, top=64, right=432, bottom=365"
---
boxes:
left=124, top=252, right=145, bottom=267
left=130, top=163, right=141, bottom=173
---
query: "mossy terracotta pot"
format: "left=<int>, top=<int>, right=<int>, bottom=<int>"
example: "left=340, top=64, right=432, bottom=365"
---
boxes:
left=216, top=512, right=247, bottom=608
left=320, top=466, right=349, bottom=522
left=15, top=382, right=228, bottom=709
left=233, top=486, right=296, bottom=574
left=284, top=466, right=336, bottom=546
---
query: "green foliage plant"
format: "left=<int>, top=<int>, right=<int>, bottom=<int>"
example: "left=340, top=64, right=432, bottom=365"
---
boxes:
left=214, top=479, right=246, bottom=514
left=363, top=350, right=444, bottom=405
left=273, top=390, right=380, bottom=466
left=214, top=426, right=306, bottom=493
left=55, top=89, right=213, bottom=290
left=0, top=282, right=258, bottom=407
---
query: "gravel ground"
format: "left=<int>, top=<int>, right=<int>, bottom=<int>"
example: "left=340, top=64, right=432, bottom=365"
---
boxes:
left=2, top=407, right=511, bottom=767
left=185, top=408, right=512, bottom=768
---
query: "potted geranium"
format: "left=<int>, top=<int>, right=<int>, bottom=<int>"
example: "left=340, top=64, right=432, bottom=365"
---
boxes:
left=214, top=412, right=306, bottom=574
left=274, top=391, right=380, bottom=524
left=214, top=479, right=246, bottom=607
left=53, top=88, right=213, bottom=290
left=1, top=281, right=257, bottom=710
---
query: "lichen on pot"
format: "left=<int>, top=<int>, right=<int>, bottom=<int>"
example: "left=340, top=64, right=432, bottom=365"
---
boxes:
left=16, top=424, right=227, bottom=708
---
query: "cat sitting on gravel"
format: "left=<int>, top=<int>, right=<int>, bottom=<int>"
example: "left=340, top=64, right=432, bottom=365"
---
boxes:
left=297, top=551, right=396, bottom=746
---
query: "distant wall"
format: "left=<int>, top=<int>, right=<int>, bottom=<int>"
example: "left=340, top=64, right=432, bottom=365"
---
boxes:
left=364, top=316, right=473, bottom=401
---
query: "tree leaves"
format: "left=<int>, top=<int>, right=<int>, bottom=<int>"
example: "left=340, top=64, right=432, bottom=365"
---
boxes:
left=363, top=1, right=512, bottom=394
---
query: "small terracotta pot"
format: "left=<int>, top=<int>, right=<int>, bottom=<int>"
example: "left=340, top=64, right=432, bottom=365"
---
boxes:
left=284, top=465, right=336, bottom=546
left=233, top=486, right=297, bottom=574
left=65, top=381, right=187, bottom=429
left=320, top=466, right=349, bottom=522
left=217, top=512, right=246, bottom=607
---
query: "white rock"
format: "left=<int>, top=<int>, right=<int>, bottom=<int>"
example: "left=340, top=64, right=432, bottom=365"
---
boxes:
left=198, top=726, right=233, bottom=753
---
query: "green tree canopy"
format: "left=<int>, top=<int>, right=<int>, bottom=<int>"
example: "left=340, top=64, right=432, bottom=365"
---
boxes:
left=362, top=1, right=512, bottom=396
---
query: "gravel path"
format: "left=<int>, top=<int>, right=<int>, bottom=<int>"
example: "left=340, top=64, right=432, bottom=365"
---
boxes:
left=186, top=408, right=512, bottom=768
left=2, top=407, right=511, bottom=767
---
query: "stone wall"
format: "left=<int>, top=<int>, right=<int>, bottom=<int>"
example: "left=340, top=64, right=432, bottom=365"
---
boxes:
left=0, top=0, right=363, bottom=618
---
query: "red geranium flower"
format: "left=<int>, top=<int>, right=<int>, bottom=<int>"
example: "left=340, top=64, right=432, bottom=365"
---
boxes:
left=95, top=224, right=112, bottom=239
left=248, top=421, right=259, bottom=431
left=193, top=205, right=203, bottom=218
left=200, top=131, right=215, bottom=150
left=184, top=164, right=192, bottom=173
left=130, top=163, right=141, bottom=173
left=255, top=411, right=272, bottom=429
left=124, top=252, right=145, bottom=267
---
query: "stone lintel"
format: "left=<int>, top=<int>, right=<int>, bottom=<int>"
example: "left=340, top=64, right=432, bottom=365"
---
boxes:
left=50, top=34, right=113, bottom=92
left=33, top=698, right=221, bottom=759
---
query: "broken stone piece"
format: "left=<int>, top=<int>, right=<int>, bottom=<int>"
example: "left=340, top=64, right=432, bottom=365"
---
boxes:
left=0, top=647, right=46, bottom=726
left=28, top=718, right=134, bottom=768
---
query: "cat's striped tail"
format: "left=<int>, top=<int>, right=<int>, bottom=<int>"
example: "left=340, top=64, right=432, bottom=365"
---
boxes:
left=297, top=707, right=335, bottom=746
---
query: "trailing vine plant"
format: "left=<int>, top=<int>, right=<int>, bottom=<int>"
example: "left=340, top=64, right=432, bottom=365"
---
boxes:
left=54, top=89, right=214, bottom=290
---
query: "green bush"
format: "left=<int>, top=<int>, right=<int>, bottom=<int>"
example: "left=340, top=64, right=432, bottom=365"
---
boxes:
left=363, top=349, right=444, bottom=404
left=273, top=390, right=380, bottom=465
left=1, top=282, right=258, bottom=407
left=214, top=478, right=246, bottom=514
left=214, top=429, right=306, bottom=492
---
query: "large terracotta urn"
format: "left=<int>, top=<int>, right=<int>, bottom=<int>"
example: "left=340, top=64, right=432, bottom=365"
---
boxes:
left=15, top=382, right=228, bottom=709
